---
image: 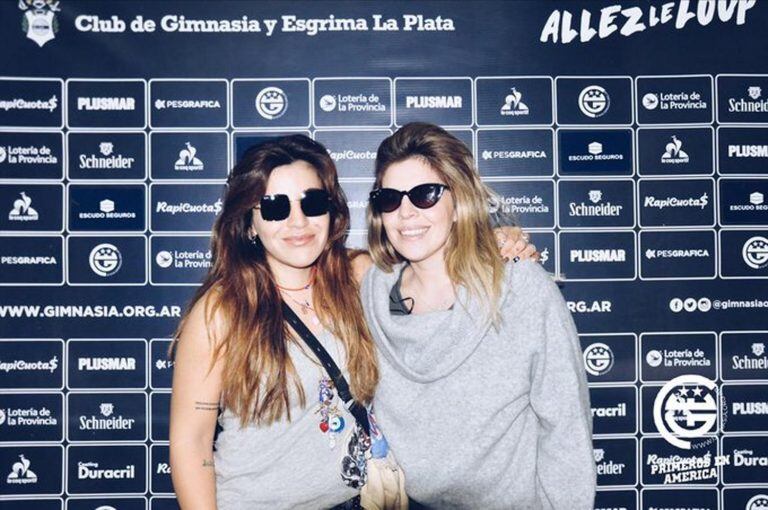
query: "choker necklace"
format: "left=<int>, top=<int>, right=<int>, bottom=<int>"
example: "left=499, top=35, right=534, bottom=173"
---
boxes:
left=276, top=266, right=316, bottom=292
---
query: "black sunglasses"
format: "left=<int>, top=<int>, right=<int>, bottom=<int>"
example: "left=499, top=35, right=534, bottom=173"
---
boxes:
left=369, top=183, right=450, bottom=213
left=254, top=188, right=331, bottom=221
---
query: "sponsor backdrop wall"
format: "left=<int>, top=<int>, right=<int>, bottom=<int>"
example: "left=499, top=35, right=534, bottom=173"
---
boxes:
left=0, top=1, right=767, bottom=509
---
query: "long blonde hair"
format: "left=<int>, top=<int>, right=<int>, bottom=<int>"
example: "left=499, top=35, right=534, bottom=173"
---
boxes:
left=177, top=135, right=378, bottom=426
left=367, top=122, right=505, bottom=321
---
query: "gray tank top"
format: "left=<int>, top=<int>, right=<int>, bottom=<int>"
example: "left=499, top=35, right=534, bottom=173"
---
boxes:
left=214, top=330, right=358, bottom=509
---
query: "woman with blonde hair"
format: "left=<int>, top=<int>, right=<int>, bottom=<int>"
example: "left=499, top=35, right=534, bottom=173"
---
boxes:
left=169, top=133, right=534, bottom=509
left=360, top=122, right=596, bottom=509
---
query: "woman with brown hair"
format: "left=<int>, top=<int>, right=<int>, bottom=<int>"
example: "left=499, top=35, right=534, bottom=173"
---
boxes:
left=168, top=133, right=537, bottom=509
left=169, top=135, right=378, bottom=509
left=361, top=123, right=596, bottom=509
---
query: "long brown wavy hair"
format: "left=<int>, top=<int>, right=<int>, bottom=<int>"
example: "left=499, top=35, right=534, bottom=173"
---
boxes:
left=367, top=122, right=505, bottom=323
left=177, top=135, right=378, bottom=427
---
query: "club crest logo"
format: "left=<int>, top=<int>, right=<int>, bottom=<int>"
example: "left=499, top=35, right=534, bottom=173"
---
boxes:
left=653, top=374, right=718, bottom=449
left=255, top=86, right=288, bottom=120
left=19, top=0, right=61, bottom=48
left=89, top=243, right=122, bottom=277
left=578, top=85, right=610, bottom=118
left=588, top=190, right=602, bottom=204
left=99, top=403, right=114, bottom=417
left=748, top=86, right=762, bottom=100
left=742, top=236, right=768, bottom=270
left=753, top=342, right=766, bottom=357
left=746, top=494, right=768, bottom=510
left=583, top=342, right=614, bottom=376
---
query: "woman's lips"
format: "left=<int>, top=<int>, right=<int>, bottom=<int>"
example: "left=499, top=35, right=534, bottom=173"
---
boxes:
left=283, top=233, right=315, bottom=246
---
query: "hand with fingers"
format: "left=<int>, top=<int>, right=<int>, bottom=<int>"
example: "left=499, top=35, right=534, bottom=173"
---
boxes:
left=494, top=226, right=539, bottom=263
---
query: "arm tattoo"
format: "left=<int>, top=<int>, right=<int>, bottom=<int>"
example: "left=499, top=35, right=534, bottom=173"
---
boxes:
left=195, top=400, right=219, bottom=412
left=203, top=459, right=215, bottom=468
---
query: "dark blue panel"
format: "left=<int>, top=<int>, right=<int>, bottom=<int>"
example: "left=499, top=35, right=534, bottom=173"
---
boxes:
left=636, top=75, right=713, bottom=124
left=0, top=445, right=63, bottom=495
left=68, top=499, right=144, bottom=510
left=150, top=132, right=229, bottom=180
left=477, top=129, right=554, bottom=178
left=67, top=392, right=147, bottom=441
left=720, top=229, right=768, bottom=277
left=150, top=339, right=175, bottom=390
left=150, top=79, right=228, bottom=128
left=486, top=180, right=555, bottom=228
left=637, top=127, right=714, bottom=176
left=558, top=179, right=635, bottom=228
left=67, top=80, right=146, bottom=129
left=67, top=132, right=146, bottom=180
left=641, top=437, right=718, bottom=486
left=0, top=236, right=63, bottom=284
left=0, top=393, right=63, bottom=442
left=719, top=178, right=768, bottom=226
left=67, top=339, right=146, bottom=389
left=150, top=392, right=171, bottom=442
left=720, top=332, right=768, bottom=381
left=580, top=334, right=637, bottom=384
left=476, top=77, right=553, bottom=126
left=67, top=235, right=147, bottom=284
left=151, top=445, right=174, bottom=494
left=0, top=132, right=63, bottom=179
left=314, top=78, right=392, bottom=127
left=559, top=231, right=636, bottom=280
left=594, top=490, right=637, bottom=510
left=150, top=183, right=225, bottom=232
left=0, top=79, right=62, bottom=128
left=590, top=386, right=637, bottom=435
left=68, top=184, right=146, bottom=232
left=639, top=230, right=716, bottom=279
left=556, top=77, right=633, bottom=125
left=638, top=179, right=715, bottom=227
left=717, top=75, right=768, bottom=124
left=0, top=340, right=63, bottom=390
left=558, top=129, right=633, bottom=177
left=150, top=235, right=212, bottom=285
left=0, top=184, right=63, bottom=232
left=232, top=79, right=309, bottom=128
left=641, top=488, right=718, bottom=510
left=66, top=444, right=146, bottom=494
left=593, top=437, right=637, bottom=487
left=395, top=78, right=472, bottom=126
left=718, top=127, right=768, bottom=175
left=721, top=384, right=768, bottom=433
left=640, top=332, right=717, bottom=382
left=721, top=435, right=768, bottom=484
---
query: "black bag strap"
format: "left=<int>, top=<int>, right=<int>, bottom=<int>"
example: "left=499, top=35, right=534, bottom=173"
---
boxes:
left=282, top=302, right=370, bottom=435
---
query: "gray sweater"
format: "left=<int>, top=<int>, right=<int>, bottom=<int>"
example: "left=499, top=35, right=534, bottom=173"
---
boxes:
left=361, top=260, right=596, bottom=509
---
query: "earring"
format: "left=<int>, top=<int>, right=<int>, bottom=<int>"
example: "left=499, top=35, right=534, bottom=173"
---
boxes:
left=249, top=233, right=259, bottom=247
